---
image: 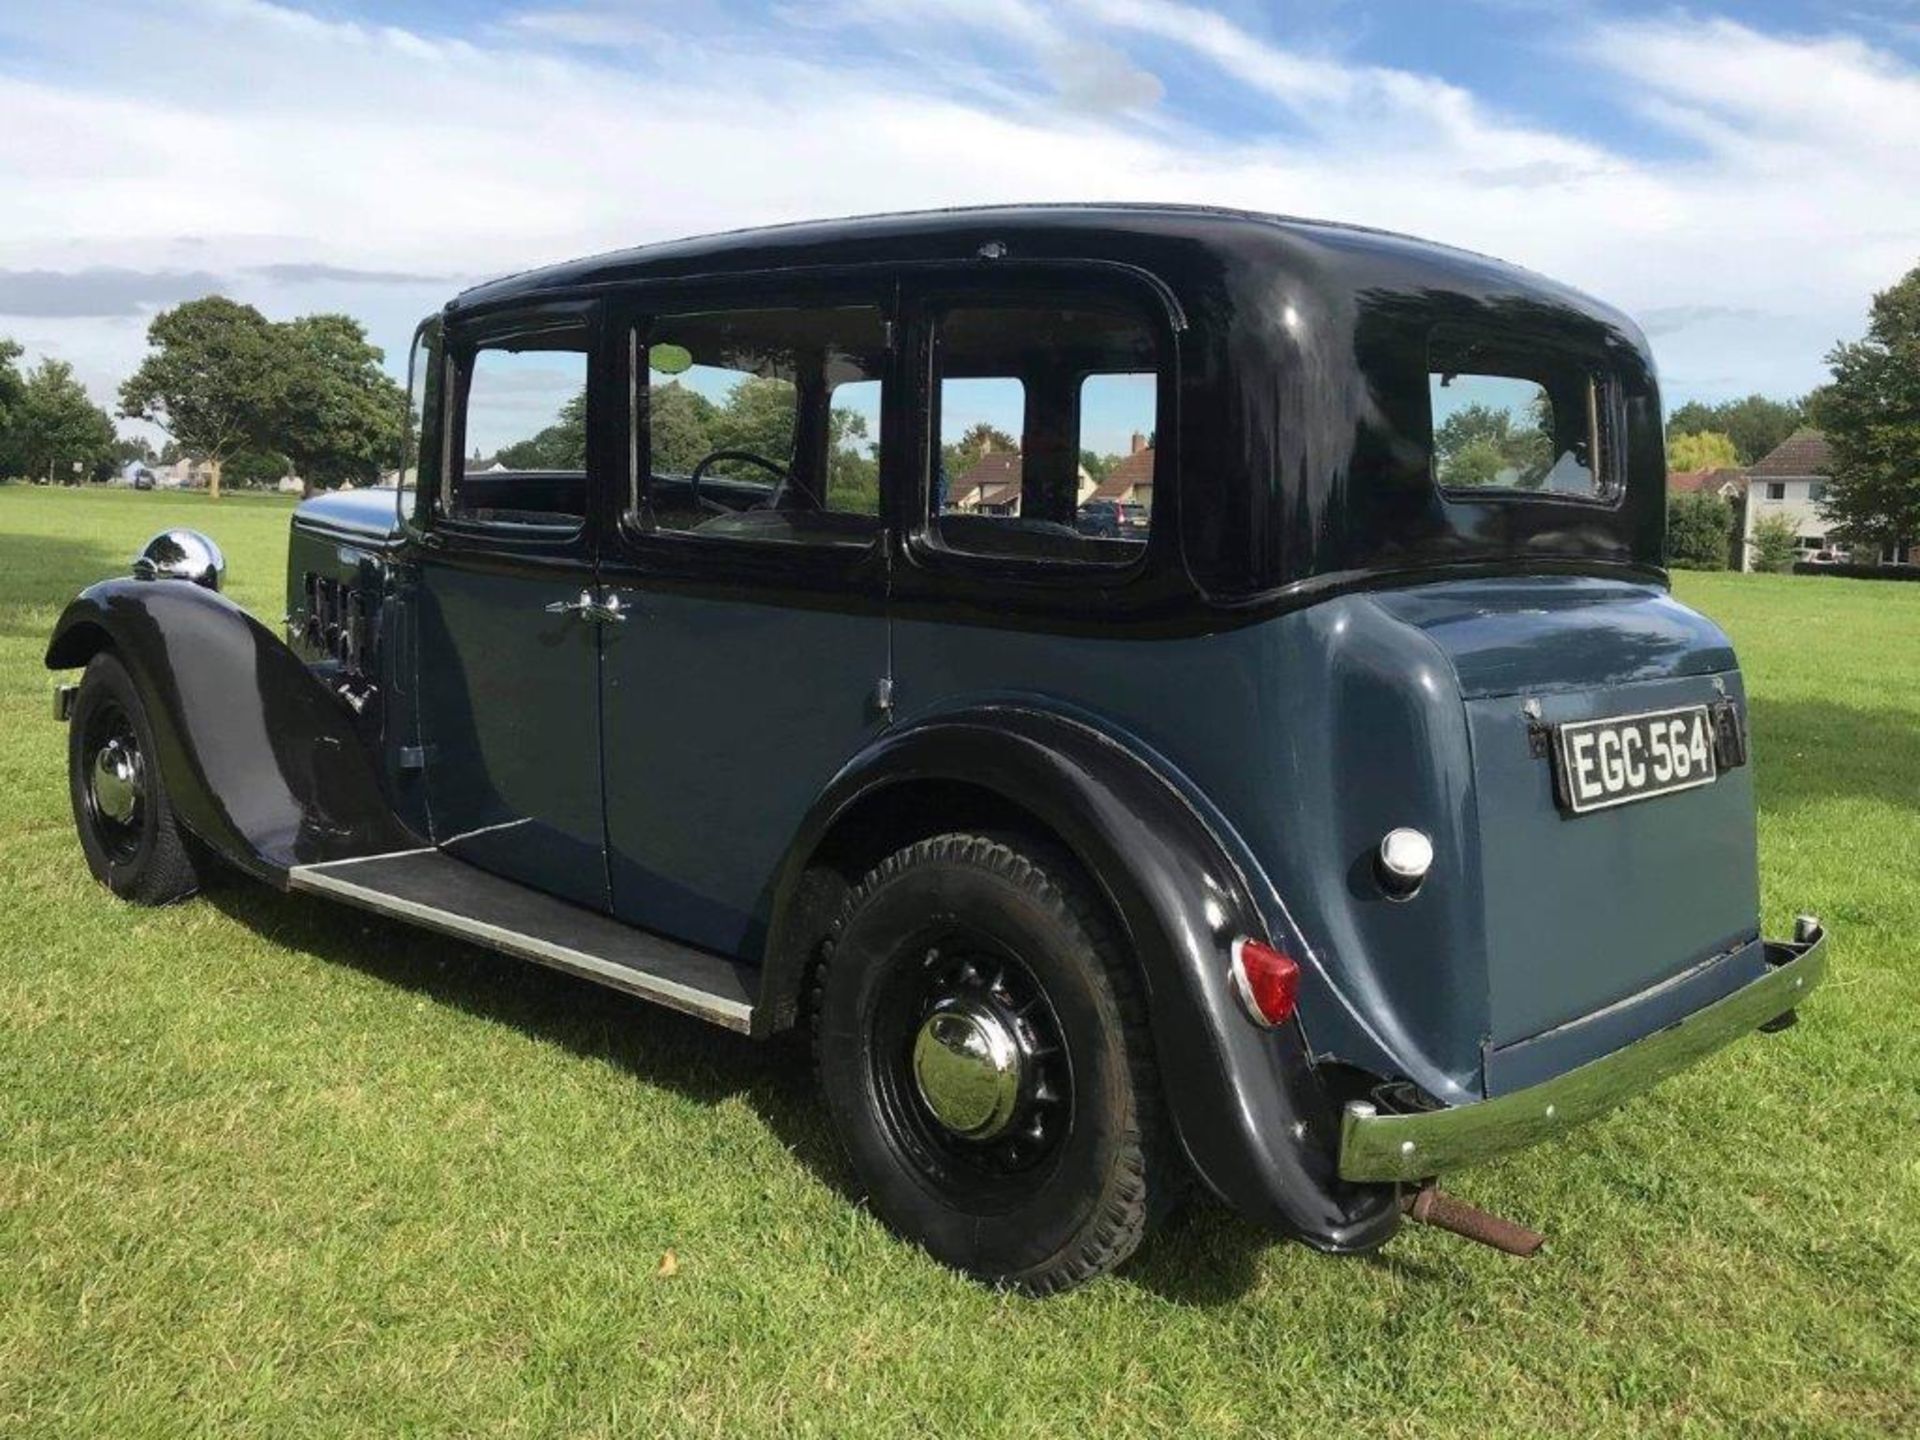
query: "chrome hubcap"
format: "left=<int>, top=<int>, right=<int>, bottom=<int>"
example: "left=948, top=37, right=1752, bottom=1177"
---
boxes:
left=911, top=1000, right=1024, bottom=1140
left=91, top=737, right=142, bottom=825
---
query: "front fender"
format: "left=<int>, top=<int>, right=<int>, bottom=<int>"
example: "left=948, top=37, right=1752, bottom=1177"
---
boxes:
left=765, top=707, right=1400, bottom=1253
left=46, top=579, right=416, bottom=880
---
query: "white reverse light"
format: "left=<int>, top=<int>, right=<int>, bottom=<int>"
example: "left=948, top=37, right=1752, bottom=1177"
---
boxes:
left=1377, top=828, right=1434, bottom=896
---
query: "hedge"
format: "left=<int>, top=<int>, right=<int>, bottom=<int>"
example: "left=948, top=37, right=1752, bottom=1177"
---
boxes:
left=1791, top=561, right=1920, bottom=581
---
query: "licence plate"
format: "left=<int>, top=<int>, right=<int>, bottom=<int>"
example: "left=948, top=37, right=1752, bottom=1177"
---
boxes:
left=1554, top=705, right=1719, bottom=814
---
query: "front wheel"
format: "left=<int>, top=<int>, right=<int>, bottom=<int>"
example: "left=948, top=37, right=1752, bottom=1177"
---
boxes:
left=814, top=833, right=1171, bottom=1294
left=67, top=651, right=202, bottom=905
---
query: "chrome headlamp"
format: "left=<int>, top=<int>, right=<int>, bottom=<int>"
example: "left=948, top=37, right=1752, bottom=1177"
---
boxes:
left=131, top=530, right=226, bottom=591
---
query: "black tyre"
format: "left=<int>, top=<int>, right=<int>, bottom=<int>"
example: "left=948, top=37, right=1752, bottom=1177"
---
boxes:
left=67, top=652, right=202, bottom=905
left=814, top=833, right=1170, bottom=1293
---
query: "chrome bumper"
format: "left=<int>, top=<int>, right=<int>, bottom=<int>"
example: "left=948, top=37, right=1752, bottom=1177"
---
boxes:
left=1339, top=923, right=1828, bottom=1183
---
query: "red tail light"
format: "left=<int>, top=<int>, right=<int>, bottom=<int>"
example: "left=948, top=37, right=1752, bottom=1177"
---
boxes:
left=1229, top=936, right=1299, bottom=1027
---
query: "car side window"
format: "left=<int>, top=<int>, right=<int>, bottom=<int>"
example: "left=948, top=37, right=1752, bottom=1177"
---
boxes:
left=445, top=327, right=590, bottom=532
left=930, top=299, right=1159, bottom=566
left=632, top=306, right=885, bottom=548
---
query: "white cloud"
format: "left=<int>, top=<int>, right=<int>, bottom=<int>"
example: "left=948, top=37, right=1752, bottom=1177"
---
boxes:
left=0, top=0, right=1913, bottom=419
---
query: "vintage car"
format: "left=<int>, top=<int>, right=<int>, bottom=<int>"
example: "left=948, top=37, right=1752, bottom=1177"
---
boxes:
left=46, top=206, right=1825, bottom=1293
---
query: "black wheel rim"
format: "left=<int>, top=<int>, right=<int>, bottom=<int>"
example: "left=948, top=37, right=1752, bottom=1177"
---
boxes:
left=79, top=699, right=147, bottom=864
left=869, top=925, right=1074, bottom=1211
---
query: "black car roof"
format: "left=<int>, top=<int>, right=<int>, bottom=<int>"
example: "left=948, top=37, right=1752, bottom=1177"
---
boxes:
left=449, top=204, right=1634, bottom=339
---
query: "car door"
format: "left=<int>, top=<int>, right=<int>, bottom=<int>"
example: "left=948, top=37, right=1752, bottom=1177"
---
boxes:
left=596, top=284, right=896, bottom=956
left=411, top=300, right=612, bottom=909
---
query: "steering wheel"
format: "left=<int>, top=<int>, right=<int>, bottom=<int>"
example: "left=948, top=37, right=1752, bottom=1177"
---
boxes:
left=688, top=449, right=793, bottom=514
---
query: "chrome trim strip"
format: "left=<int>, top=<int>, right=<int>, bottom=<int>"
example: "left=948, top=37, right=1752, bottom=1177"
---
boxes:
left=1338, top=926, right=1828, bottom=1182
left=292, top=846, right=436, bottom=870
left=287, top=856, right=754, bottom=1034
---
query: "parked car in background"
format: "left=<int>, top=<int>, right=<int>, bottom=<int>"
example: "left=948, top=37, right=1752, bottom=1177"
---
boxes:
left=44, top=206, right=1826, bottom=1293
left=1077, top=497, right=1148, bottom=538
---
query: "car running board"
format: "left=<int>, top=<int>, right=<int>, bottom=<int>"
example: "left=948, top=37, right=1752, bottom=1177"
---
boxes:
left=285, top=849, right=756, bottom=1033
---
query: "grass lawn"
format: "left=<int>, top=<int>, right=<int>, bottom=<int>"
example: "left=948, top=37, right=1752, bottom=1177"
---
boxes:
left=2, top=484, right=1915, bottom=1437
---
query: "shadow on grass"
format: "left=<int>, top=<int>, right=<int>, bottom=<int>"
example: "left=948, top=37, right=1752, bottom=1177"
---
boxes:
left=0, top=528, right=132, bottom=642
left=1749, top=696, right=1920, bottom=817
left=202, top=879, right=1277, bottom=1305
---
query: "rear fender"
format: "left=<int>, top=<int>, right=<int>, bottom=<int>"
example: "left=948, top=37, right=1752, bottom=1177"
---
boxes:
left=764, top=707, right=1401, bottom=1252
left=46, top=579, right=417, bottom=880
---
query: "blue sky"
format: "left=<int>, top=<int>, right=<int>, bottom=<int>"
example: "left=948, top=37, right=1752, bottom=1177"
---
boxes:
left=1, top=0, right=1917, bottom=440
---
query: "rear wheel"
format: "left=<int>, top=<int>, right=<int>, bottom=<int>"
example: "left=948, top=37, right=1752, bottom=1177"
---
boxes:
left=67, top=652, right=201, bottom=905
left=814, top=833, right=1169, bottom=1293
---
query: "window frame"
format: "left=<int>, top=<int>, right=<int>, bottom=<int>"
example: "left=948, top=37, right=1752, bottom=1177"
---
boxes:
left=902, top=269, right=1175, bottom=584
left=1424, top=324, right=1626, bottom=510
left=614, top=279, right=898, bottom=570
left=399, top=314, right=443, bottom=539
left=433, top=299, right=603, bottom=552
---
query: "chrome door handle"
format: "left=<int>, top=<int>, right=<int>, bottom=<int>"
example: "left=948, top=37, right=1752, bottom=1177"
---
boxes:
left=545, top=589, right=597, bottom=617
left=544, top=589, right=628, bottom=624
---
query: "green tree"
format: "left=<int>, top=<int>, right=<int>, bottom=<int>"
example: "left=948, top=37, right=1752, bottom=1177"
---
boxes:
left=2, top=359, right=116, bottom=484
left=1433, top=402, right=1551, bottom=488
left=1667, top=491, right=1735, bottom=570
left=272, top=314, right=407, bottom=494
left=119, top=297, right=283, bottom=500
left=648, top=381, right=718, bottom=473
left=1747, top=512, right=1801, bottom=573
left=1666, top=395, right=1805, bottom=465
left=1808, top=263, right=1920, bottom=559
left=1080, top=450, right=1114, bottom=484
left=1667, top=430, right=1741, bottom=472
left=940, top=421, right=1018, bottom=479
left=708, top=376, right=798, bottom=465
left=226, top=448, right=293, bottom=488
left=113, top=435, right=157, bottom=468
left=498, top=390, right=587, bottom=470
left=825, top=406, right=876, bottom=511
left=0, top=338, right=24, bottom=472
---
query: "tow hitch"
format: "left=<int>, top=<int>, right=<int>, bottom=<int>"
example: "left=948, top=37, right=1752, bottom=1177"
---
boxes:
left=1401, top=1183, right=1545, bottom=1257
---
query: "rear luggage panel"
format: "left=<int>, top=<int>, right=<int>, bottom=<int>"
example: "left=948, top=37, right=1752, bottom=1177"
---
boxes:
left=1466, top=675, right=1761, bottom=1069
left=1363, top=578, right=1761, bottom=1095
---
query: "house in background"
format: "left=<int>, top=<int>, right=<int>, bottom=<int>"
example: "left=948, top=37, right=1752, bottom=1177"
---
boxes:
left=1740, top=430, right=1838, bottom=569
left=948, top=444, right=1097, bottom=518
left=1089, top=432, right=1155, bottom=510
left=152, top=456, right=216, bottom=490
left=1667, top=466, right=1746, bottom=504
left=949, top=449, right=1024, bottom=516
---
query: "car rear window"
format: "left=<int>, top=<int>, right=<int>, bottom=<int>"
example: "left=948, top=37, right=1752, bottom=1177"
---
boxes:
left=1428, top=326, right=1613, bottom=501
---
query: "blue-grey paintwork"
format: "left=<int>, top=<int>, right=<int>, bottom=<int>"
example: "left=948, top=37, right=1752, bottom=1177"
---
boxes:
left=412, top=558, right=609, bottom=910
left=267, top=544, right=1763, bottom=1115
left=891, top=575, right=1758, bottom=1105
left=599, top=584, right=888, bottom=953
